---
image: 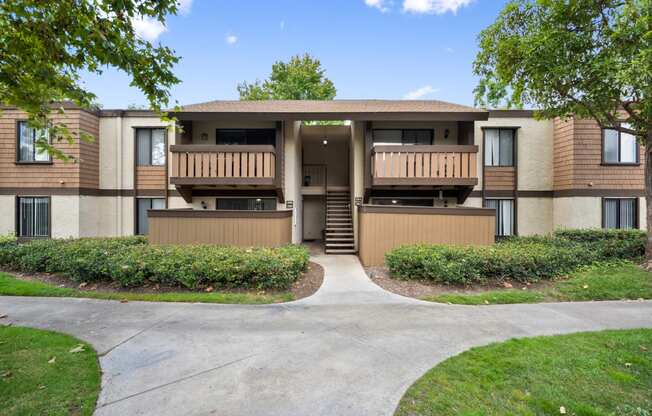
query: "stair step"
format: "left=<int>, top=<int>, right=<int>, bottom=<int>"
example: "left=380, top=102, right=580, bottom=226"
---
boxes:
left=325, top=249, right=357, bottom=254
left=326, top=232, right=354, bottom=236
left=326, top=228, right=353, bottom=231
left=326, top=244, right=355, bottom=249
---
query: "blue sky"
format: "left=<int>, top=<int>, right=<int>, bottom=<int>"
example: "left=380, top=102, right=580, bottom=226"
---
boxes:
left=81, top=0, right=511, bottom=109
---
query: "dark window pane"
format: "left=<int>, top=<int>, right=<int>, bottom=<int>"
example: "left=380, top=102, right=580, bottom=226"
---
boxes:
left=246, top=129, right=275, bottom=145
left=499, top=129, right=514, bottom=165
left=216, top=198, right=276, bottom=210
left=484, top=199, right=514, bottom=236
left=136, top=129, right=151, bottom=165
left=216, top=130, right=247, bottom=145
left=371, top=198, right=433, bottom=206
left=603, top=129, right=619, bottom=163
left=372, top=130, right=402, bottom=145
left=402, top=130, right=432, bottom=145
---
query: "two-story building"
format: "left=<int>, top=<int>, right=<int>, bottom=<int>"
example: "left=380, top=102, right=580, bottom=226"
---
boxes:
left=0, top=100, right=645, bottom=265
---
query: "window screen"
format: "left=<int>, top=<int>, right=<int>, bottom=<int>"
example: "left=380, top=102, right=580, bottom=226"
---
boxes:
left=18, top=121, right=50, bottom=162
left=137, top=198, right=165, bottom=235
left=372, top=129, right=433, bottom=145
left=18, top=197, right=50, bottom=237
left=484, top=199, right=514, bottom=236
left=136, top=128, right=166, bottom=166
left=603, top=198, right=637, bottom=229
left=484, top=129, right=514, bottom=166
left=216, top=129, right=275, bottom=146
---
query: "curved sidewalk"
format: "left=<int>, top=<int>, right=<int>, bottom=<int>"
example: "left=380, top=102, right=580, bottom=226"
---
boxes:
left=0, top=255, right=651, bottom=416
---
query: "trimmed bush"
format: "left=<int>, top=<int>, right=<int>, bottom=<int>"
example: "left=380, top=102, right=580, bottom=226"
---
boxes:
left=386, top=229, right=645, bottom=285
left=0, top=237, right=309, bottom=290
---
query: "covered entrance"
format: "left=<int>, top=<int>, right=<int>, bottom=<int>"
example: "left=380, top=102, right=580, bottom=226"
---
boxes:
left=301, top=124, right=354, bottom=254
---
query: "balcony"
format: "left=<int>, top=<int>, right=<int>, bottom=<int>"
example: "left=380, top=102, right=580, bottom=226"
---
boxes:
left=169, top=145, right=279, bottom=201
left=371, top=145, right=478, bottom=187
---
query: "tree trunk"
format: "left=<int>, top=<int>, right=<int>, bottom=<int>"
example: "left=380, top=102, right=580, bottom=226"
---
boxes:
left=646, top=132, right=652, bottom=268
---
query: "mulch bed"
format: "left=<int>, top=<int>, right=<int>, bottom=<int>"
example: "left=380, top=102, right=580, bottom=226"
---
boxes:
left=366, top=266, right=550, bottom=299
left=2, top=261, right=324, bottom=301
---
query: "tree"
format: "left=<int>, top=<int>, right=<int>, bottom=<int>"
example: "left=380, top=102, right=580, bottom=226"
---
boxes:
left=238, top=54, right=337, bottom=100
left=0, top=0, right=181, bottom=161
left=473, top=0, right=652, bottom=262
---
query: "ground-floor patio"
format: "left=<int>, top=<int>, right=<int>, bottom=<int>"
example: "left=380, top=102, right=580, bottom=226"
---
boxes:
left=1, top=255, right=651, bottom=416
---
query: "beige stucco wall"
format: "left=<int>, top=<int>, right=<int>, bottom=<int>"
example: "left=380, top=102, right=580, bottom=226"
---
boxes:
left=94, top=196, right=134, bottom=236
left=553, top=197, right=602, bottom=229
left=350, top=121, right=365, bottom=250
left=0, top=195, right=14, bottom=235
left=462, top=197, right=483, bottom=208
left=168, top=196, right=212, bottom=210
left=518, top=197, right=553, bottom=235
left=51, top=195, right=80, bottom=238
left=284, top=120, right=303, bottom=243
left=302, top=136, right=349, bottom=186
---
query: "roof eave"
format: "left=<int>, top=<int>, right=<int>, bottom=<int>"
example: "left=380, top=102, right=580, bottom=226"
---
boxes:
left=172, top=111, right=489, bottom=122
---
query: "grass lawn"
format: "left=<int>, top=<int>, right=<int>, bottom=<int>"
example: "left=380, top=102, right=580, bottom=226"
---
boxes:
left=395, top=329, right=652, bottom=416
left=425, top=262, right=652, bottom=305
left=0, top=273, right=293, bottom=304
left=0, top=326, right=101, bottom=416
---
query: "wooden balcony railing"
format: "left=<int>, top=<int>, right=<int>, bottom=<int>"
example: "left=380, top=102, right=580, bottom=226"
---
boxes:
left=371, top=145, right=479, bottom=186
left=169, top=145, right=276, bottom=186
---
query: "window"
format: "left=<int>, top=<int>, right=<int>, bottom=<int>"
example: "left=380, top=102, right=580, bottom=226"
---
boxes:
left=372, top=129, right=433, bottom=146
left=136, top=128, right=166, bottom=166
left=136, top=198, right=165, bottom=235
left=484, top=128, right=514, bottom=166
left=17, top=197, right=50, bottom=237
left=216, top=197, right=276, bottom=211
left=603, top=198, right=638, bottom=229
left=603, top=124, right=638, bottom=164
left=484, top=199, right=514, bottom=237
left=17, top=121, right=50, bottom=163
left=216, top=129, right=275, bottom=146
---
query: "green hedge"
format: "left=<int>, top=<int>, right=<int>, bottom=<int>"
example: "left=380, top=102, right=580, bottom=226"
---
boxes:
left=0, top=236, right=309, bottom=290
left=386, top=229, right=645, bottom=285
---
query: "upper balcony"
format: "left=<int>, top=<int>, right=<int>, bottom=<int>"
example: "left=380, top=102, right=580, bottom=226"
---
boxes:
left=170, top=145, right=276, bottom=186
left=371, top=145, right=479, bottom=187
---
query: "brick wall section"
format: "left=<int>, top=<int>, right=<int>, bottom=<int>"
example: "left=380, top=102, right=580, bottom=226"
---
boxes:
left=553, top=117, right=645, bottom=191
left=484, top=167, right=516, bottom=190
left=0, top=109, right=99, bottom=190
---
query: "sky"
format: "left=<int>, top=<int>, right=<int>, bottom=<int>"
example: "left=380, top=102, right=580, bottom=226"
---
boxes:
left=81, top=0, right=512, bottom=109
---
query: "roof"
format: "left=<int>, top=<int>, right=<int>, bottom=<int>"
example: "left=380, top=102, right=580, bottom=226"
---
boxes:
left=174, top=99, right=489, bottom=121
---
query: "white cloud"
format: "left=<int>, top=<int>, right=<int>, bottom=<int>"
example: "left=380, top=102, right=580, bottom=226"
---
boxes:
left=225, top=34, right=238, bottom=45
left=280, top=20, right=285, bottom=30
left=132, top=16, right=167, bottom=41
left=365, top=0, right=390, bottom=12
left=403, top=0, right=474, bottom=14
left=403, top=85, right=440, bottom=100
left=177, top=0, right=193, bottom=15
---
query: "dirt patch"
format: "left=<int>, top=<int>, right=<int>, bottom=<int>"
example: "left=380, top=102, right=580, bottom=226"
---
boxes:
left=2, top=261, right=324, bottom=301
left=366, top=266, right=552, bottom=299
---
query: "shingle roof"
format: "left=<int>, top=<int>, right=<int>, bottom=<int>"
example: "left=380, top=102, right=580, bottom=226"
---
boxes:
left=180, top=99, right=483, bottom=113
left=175, top=99, right=488, bottom=121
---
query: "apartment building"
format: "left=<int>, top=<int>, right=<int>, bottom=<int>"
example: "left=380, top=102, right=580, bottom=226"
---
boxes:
left=0, top=100, right=645, bottom=263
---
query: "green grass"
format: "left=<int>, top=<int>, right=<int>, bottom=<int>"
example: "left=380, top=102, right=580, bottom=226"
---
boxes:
left=0, top=273, right=293, bottom=304
left=0, top=326, right=101, bottom=416
left=395, top=329, right=652, bottom=416
left=423, top=262, right=652, bottom=305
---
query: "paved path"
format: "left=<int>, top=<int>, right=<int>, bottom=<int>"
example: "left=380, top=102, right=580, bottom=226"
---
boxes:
left=1, top=255, right=651, bottom=416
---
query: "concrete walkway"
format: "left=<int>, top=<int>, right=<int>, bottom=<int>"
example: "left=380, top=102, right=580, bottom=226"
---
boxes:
left=1, top=255, right=651, bottom=416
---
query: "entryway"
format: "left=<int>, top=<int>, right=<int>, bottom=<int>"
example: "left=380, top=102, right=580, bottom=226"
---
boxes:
left=300, top=124, right=354, bottom=254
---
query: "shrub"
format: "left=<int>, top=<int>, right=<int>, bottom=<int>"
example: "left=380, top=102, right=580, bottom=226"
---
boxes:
left=0, top=236, right=308, bottom=290
left=386, top=228, right=645, bottom=285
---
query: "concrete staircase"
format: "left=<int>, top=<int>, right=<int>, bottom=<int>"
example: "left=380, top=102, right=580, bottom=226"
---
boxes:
left=324, top=190, right=355, bottom=254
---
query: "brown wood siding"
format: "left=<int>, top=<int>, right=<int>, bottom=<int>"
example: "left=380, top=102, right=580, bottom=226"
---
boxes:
left=148, top=214, right=292, bottom=246
left=358, top=207, right=495, bottom=266
left=0, top=109, right=99, bottom=189
left=553, top=117, right=644, bottom=191
left=136, top=166, right=166, bottom=190
left=484, top=166, right=516, bottom=190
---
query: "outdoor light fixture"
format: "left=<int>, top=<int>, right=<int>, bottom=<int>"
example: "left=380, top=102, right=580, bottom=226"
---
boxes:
left=200, top=132, right=209, bottom=141
left=444, top=128, right=450, bottom=139
left=201, top=201, right=207, bottom=209
left=391, top=200, right=398, bottom=204
left=322, top=139, right=328, bottom=145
